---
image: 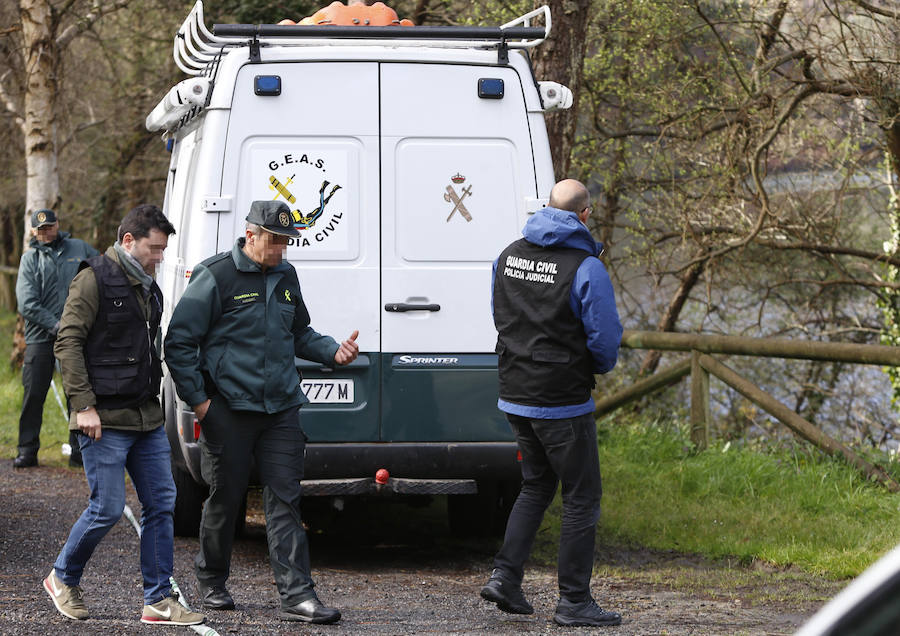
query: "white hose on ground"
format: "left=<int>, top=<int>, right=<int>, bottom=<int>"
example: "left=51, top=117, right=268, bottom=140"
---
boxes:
left=51, top=362, right=71, bottom=458
left=49, top=378, right=68, bottom=423
left=122, top=505, right=221, bottom=636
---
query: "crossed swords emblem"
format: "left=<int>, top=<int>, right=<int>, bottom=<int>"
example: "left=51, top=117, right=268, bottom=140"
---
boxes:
left=445, top=183, right=473, bottom=222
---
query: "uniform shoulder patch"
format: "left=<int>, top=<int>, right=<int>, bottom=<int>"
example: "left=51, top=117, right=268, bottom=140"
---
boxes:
left=201, top=251, right=233, bottom=269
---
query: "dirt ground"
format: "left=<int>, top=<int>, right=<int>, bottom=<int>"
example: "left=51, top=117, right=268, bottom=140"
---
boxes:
left=0, top=460, right=843, bottom=635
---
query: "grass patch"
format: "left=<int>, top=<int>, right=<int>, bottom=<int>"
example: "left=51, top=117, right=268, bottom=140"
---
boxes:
left=0, top=310, right=72, bottom=467
left=532, top=418, right=900, bottom=580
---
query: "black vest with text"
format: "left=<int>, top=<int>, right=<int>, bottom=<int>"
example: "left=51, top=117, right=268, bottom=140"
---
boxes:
left=82, top=254, right=163, bottom=409
left=493, top=238, right=595, bottom=406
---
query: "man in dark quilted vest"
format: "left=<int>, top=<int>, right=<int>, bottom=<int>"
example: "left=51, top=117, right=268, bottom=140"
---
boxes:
left=481, top=179, right=623, bottom=627
left=44, top=205, right=205, bottom=627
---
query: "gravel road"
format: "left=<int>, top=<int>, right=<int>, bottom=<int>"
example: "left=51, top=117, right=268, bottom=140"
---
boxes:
left=0, top=461, right=841, bottom=635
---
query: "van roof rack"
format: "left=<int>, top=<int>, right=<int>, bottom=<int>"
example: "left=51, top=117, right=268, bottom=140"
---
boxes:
left=173, top=0, right=551, bottom=76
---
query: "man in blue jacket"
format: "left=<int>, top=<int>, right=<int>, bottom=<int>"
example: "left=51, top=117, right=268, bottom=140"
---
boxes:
left=14, top=209, right=98, bottom=468
left=481, top=179, right=623, bottom=627
left=164, top=200, right=359, bottom=624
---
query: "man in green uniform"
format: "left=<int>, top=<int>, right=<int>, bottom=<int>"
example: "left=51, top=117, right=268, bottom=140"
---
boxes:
left=14, top=209, right=98, bottom=468
left=165, top=200, right=359, bottom=624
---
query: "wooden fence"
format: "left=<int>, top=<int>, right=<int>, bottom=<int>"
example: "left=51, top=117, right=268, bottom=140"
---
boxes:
left=595, top=330, right=900, bottom=492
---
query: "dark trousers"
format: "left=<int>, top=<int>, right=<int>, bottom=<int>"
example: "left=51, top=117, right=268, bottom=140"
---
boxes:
left=196, top=396, right=314, bottom=607
left=493, top=412, right=602, bottom=603
left=17, top=342, right=55, bottom=456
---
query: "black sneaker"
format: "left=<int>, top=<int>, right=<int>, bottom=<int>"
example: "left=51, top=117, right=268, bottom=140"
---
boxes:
left=480, top=569, right=533, bottom=615
left=197, top=583, right=234, bottom=610
left=279, top=596, right=341, bottom=624
left=554, top=598, right=621, bottom=627
left=13, top=453, right=38, bottom=469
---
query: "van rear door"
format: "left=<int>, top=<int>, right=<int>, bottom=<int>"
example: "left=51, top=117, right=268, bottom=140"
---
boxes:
left=222, top=61, right=381, bottom=442
left=379, top=63, right=534, bottom=442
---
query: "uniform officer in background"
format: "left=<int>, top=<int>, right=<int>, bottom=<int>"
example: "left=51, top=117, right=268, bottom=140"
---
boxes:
left=481, top=179, right=623, bottom=627
left=14, top=209, right=98, bottom=468
left=165, top=200, right=359, bottom=624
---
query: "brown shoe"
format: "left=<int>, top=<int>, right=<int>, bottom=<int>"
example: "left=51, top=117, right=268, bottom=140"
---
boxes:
left=43, top=570, right=88, bottom=620
left=141, top=596, right=205, bottom=625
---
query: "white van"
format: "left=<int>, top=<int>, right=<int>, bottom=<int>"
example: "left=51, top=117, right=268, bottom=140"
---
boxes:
left=147, top=0, right=572, bottom=536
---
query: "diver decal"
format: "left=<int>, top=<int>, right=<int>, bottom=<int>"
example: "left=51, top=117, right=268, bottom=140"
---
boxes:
left=291, top=181, right=342, bottom=230
left=254, top=147, right=351, bottom=251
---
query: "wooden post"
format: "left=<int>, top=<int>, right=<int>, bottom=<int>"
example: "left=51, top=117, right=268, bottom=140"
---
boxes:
left=690, top=350, right=710, bottom=449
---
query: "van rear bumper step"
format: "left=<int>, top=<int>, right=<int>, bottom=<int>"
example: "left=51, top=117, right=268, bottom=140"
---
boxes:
left=304, top=442, right=520, bottom=481
left=301, top=477, right=477, bottom=496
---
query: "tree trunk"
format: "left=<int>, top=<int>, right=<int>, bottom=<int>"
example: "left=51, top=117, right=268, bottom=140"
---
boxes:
left=20, top=0, right=61, bottom=247
left=638, top=260, right=706, bottom=376
left=529, top=0, right=591, bottom=179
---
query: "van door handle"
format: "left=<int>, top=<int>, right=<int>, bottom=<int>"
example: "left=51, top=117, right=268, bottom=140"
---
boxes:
left=385, top=303, right=441, bottom=312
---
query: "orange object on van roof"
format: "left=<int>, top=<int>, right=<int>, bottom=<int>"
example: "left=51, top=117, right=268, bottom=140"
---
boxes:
left=291, top=1, right=414, bottom=26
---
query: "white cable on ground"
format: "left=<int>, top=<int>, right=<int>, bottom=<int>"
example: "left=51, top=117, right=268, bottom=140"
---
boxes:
left=49, top=378, right=68, bottom=422
left=122, top=505, right=221, bottom=636
left=51, top=362, right=72, bottom=458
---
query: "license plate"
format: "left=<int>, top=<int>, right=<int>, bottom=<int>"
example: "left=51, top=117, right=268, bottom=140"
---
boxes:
left=301, top=379, right=354, bottom=403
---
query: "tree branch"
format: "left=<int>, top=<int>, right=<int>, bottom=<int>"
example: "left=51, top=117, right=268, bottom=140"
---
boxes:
left=846, top=0, right=900, bottom=20
left=752, top=0, right=789, bottom=91
left=676, top=86, right=820, bottom=271
left=412, top=0, right=430, bottom=26
left=0, top=70, right=24, bottom=131
left=789, top=278, right=900, bottom=290
left=56, top=0, right=131, bottom=49
left=58, top=118, right=106, bottom=152
left=751, top=239, right=900, bottom=267
left=693, top=1, right=752, bottom=97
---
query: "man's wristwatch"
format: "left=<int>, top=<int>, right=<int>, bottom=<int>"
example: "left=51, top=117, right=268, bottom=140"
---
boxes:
left=77, top=405, right=93, bottom=412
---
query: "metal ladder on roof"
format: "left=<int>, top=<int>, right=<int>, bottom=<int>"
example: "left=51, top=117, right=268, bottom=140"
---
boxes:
left=173, top=0, right=552, bottom=76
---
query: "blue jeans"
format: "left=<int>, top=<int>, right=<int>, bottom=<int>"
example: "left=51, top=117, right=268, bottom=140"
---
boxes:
left=493, top=413, right=602, bottom=603
left=53, top=425, right=176, bottom=604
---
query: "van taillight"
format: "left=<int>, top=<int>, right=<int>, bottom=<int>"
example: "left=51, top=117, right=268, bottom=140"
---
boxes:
left=193, top=418, right=201, bottom=441
left=516, top=450, right=522, bottom=462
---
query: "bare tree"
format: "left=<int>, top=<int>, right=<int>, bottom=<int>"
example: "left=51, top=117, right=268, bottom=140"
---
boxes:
left=2, top=0, right=130, bottom=248
left=577, top=0, right=900, bottom=442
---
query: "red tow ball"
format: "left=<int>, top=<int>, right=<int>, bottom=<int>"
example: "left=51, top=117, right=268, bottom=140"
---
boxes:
left=375, top=468, right=390, bottom=485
